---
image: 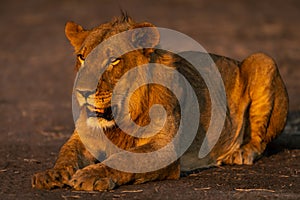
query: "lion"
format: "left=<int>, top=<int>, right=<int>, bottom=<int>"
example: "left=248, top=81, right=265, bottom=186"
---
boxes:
left=32, top=14, right=288, bottom=191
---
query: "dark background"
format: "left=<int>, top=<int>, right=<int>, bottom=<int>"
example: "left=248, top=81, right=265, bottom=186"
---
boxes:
left=0, top=0, right=299, bottom=199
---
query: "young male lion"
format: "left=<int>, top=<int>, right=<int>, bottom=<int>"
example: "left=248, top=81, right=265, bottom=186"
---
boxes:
left=32, top=15, right=288, bottom=191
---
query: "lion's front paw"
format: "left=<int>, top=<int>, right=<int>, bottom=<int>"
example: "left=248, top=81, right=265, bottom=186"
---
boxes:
left=32, top=166, right=75, bottom=189
left=69, top=165, right=116, bottom=191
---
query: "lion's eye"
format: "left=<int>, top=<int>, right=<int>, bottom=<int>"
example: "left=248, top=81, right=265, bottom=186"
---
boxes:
left=77, top=54, right=85, bottom=65
left=109, top=57, right=121, bottom=66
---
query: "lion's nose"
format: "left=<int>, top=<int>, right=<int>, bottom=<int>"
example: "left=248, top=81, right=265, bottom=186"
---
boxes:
left=77, top=89, right=95, bottom=98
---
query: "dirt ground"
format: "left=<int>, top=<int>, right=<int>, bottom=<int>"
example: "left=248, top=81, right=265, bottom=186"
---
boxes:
left=0, top=0, right=299, bottom=199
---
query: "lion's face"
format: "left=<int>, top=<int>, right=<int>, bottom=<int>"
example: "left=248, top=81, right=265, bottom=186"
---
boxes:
left=65, top=16, right=160, bottom=129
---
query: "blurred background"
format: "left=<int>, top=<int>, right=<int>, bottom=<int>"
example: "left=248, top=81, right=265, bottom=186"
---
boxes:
left=0, top=0, right=299, bottom=198
left=1, top=0, right=299, bottom=140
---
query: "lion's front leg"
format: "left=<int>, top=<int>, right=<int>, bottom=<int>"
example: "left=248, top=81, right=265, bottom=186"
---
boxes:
left=69, top=142, right=180, bottom=191
left=70, top=161, right=180, bottom=191
left=32, top=131, right=96, bottom=189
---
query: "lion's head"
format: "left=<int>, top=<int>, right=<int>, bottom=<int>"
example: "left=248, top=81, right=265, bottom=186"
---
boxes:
left=65, top=15, right=180, bottom=132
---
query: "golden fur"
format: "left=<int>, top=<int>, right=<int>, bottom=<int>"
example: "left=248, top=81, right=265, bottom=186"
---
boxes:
left=32, top=15, right=288, bottom=191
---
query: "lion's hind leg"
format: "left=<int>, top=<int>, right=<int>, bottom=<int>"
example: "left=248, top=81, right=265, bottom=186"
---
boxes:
left=226, top=53, right=288, bottom=165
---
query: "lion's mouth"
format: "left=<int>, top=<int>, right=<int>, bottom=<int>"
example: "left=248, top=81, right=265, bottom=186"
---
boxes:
left=86, top=107, right=114, bottom=121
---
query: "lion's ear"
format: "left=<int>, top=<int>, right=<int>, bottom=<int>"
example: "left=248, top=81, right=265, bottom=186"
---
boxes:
left=65, top=21, right=89, bottom=52
left=132, top=22, right=160, bottom=49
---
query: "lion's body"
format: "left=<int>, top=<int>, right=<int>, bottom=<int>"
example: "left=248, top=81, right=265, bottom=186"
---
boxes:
left=32, top=15, right=288, bottom=191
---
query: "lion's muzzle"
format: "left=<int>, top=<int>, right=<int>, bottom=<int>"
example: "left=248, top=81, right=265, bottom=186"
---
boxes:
left=86, top=106, right=114, bottom=121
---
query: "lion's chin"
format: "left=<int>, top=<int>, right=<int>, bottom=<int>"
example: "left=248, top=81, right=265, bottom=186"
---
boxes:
left=86, top=117, right=115, bottom=130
